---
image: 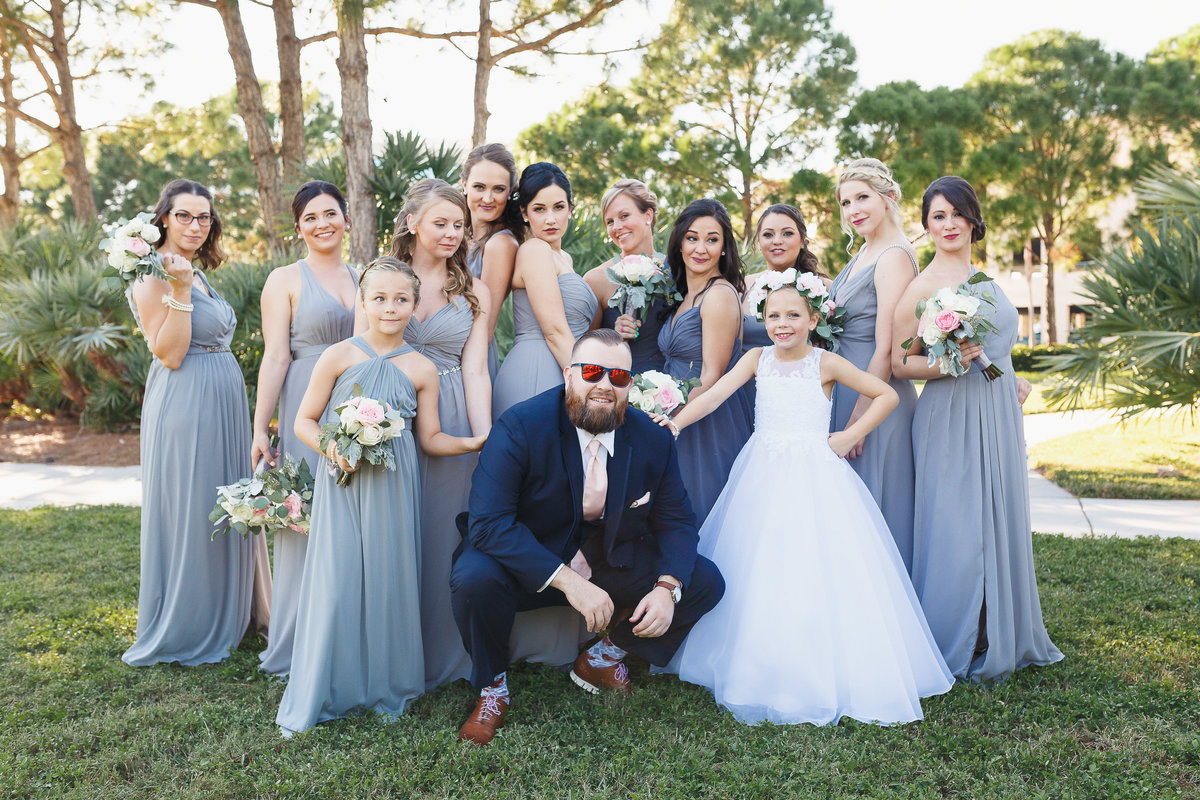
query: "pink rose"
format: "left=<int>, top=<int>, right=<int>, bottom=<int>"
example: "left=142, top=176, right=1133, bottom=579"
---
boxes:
left=127, top=237, right=150, bottom=257
left=354, top=397, right=386, bottom=425
left=253, top=506, right=268, bottom=517
left=652, top=386, right=681, bottom=414
left=822, top=299, right=836, bottom=315
left=284, top=491, right=303, bottom=519
left=934, top=309, right=962, bottom=333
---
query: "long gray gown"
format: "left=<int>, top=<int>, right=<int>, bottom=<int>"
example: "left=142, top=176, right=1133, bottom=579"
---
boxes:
left=259, top=260, right=356, bottom=676
left=276, top=338, right=424, bottom=735
left=406, top=299, right=477, bottom=689
left=467, top=230, right=518, bottom=379
left=828, top=246, right=919, bottom=571
left=488, top=269, right=597, bottom=667
left=657, top=283, right=753, bottom=524
left=910, top=276, right=1064, bottom=681
left=491, top=271, right=598, bottom=420
left=122, top=271, right=257, bottom=667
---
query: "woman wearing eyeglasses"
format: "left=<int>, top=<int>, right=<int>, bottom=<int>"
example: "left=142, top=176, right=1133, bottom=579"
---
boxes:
left=122, top=179, right=261, bottom=667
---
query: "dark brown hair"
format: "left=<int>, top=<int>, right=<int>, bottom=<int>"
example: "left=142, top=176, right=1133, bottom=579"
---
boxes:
left=922, top=176, right=987, bottom=243
left=755, top=204, right=824, bottom=278
left=150, top=179, right=225, bottom=270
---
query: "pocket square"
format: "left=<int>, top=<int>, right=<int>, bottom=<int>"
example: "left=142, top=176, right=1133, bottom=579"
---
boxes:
left=629, top=492, right=651, bottom=509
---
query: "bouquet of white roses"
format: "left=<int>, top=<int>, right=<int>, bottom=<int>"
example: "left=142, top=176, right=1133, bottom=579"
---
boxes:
left=744, top=267, right=847, bottom=350
left=606, top=254, right=680, bottom=321
left=317, top=385, right=406, bottom=487
left=628, top=370, right=701, bottom=416
left=210, top=455, right=315, bottom=538
left=99, top=212, right=169, bottom=288
left=901, top=273, right=1003, bottom=381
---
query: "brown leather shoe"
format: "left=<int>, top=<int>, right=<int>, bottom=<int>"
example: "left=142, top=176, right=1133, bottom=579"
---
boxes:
left=458, top=693, right=509, bottom=746
left=570, top=649, right=632, bottom=696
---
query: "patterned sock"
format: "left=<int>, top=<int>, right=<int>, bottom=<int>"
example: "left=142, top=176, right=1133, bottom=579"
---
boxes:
left=481, top=672, right=508, bottom=700
left=586, top=636, right=627, bottom=668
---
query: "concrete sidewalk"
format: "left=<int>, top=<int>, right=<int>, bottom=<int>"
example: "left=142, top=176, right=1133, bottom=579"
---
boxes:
left=1, top=408, right=1196, bottom=540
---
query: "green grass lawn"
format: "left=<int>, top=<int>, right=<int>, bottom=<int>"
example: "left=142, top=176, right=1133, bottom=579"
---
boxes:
left=1018, top=372, right=1110, bottom=416
left=2, top=506, right=1199, bottom=799
left=1030, top=415, right=1200, bottom=500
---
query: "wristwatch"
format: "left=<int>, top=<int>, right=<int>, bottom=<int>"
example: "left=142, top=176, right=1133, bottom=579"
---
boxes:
left=655, top=580, right=682, bottom=604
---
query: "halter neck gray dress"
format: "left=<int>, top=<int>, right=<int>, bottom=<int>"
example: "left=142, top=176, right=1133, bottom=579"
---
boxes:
left=827, top=245, right=919, bottom=571
left=467, top=229, right=519, bottom=379
left=276, top=337, right=424, bottom=735
left=488, top=269, right=598, bottom=667
left=122, top=271, right=257, bottom=667
left=406, top=298, right=477, bottom=689
left=910, top=276, right=1063, bottom=681
left=259, top=260, right=356, bottom=676
left=491, top=271, right=598, bottom=420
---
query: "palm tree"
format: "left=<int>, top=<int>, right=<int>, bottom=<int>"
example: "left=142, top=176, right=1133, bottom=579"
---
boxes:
left=1044, top=165, right=1200, bottom=417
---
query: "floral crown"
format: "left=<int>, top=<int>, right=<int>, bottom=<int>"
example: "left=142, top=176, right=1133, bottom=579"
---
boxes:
left=745, top=268, right=846, bottom=349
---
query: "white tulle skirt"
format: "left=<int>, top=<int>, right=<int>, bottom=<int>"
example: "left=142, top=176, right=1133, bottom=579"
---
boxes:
left=668, top=431, right=954, bottom=726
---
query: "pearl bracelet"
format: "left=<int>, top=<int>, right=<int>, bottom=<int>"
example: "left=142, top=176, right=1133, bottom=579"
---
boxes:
left=161, top=294, right=194, bottom=313
left=667, top=419, right=680, bottom=439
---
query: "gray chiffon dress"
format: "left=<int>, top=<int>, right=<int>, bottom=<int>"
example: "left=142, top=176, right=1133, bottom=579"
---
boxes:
left=657, top=283, right=754, bottom=524
left=910, top=276, right=1064, bottom=681
left=467, top=230, right=518, bottom=379
left=259, top=260, right=356, bottom=676
left=122, top=271, right=257, bottom=667
left=276, top=338, right=424, bottom=735
left=406, top=299, right=477, bottom=689
left=488, top=270, right=597, bottom=667
left=828, top=246, right=919, bottom=571
left=491, top=271, right=598, bottom=420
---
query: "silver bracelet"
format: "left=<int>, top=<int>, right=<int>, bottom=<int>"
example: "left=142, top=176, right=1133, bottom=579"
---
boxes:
left=161, top=294, right=194, bottom=313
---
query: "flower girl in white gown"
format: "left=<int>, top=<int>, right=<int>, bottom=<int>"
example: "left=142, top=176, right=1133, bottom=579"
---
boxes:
left=655, top=283, right=953, bottom=725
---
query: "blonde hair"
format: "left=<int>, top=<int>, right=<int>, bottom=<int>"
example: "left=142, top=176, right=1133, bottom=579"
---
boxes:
left=600, top=178, right=658, bottom=226
left=836, top=158, right=905, bottom=240
left=387, top=178, right=481, bottom=316
left=358, top=256, right=421, bottom=306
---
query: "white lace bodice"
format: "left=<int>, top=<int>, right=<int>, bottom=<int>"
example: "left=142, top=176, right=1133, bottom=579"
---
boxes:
left=753, top=346, right=836, bottom=459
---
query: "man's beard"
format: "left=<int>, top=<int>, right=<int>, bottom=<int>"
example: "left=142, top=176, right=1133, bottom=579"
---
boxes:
left=566, top=380, right=626, bottom=434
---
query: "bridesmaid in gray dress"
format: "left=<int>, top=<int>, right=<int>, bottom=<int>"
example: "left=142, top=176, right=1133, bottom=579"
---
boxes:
left=828, top=159, right=921, bottom=571
left=657, top=199, right=752, bottom=523
left=252, top=181, right=358, bottom=676
left=895, top=177, right=1062, bottom=681
left=123, top=179, right=257, bottom=667
left=462, top=144, right=524, bottom=378
left=582, top=179, right=668, bottom=373
left=489, top=163, right=596, bottom=666
left=387, top=179, right=493, bottom=689
left=277, top=259, right=486, bottom=735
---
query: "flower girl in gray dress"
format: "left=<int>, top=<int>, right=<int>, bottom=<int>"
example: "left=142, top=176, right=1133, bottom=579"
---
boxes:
left=123, top=180, right=258, bottom=667
left=276, top=259, right=486, bottom=735
left=387, top=179, right=493, bottom=690
left=252, top=182, right=359, bottom=677
left=893, top=177, right=1063, bottom=682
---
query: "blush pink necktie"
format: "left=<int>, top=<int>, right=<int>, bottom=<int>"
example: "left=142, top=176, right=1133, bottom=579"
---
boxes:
left=582, top=439, right=606, bottom=521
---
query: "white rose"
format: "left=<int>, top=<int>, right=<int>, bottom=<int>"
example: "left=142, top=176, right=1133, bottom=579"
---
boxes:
left=930, top=287, right=957, bottom=311
left=356, top=424, right=384, bottom=446
left=141, top=224, right=161, bottom=243
left=339, top=405, right=358, bottom=427
left=796, top=272, right=827, bottom=297
left=231, top=503, right=257, bottom=524
left=922, top=323, right=942, bottom=347
left=628, top=385, right=645, bottom=409
left=763, top=271, right=789, bottom=291
left=949, top=293, right=980, bottom=317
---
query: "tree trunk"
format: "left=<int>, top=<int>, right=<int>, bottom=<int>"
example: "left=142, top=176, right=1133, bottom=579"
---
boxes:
left=273, top=0, right=305, bottom=185
left=471, top=0, right=492, bottom=148
left=216, top=0, right=285, bottom=256
left=47, top=0, right=95, bottom=220
left=1023, top=241, right=1035, bottom=347
left=740, top=172, right=753, bottom=242
left=0, top=27, right=19, bottom=228
left=1042, top=214, right=1057, bottom=345
left=337, top=0, right=376, bottom=264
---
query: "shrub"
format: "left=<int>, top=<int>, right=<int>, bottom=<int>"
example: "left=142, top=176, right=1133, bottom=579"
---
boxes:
left=1010, top=343, right=1078, bottom=372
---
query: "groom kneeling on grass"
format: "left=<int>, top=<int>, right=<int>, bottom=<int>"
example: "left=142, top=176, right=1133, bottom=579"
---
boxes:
left=450, top=328, right=725, bottom=744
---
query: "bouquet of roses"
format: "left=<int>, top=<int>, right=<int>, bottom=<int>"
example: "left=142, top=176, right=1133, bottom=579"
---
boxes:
left=901, top=273, right=1003, bottom=381
left=606, top=254, right=680, bottom=322
left=210, top=455, right=315, bottom=539
left=317, top=386, right=406, bottom=487
left=745, top=267, right=847, bottom=350
left=99, top=212, right=169, bottom=289
left=628, top=370, right=701, bottom=416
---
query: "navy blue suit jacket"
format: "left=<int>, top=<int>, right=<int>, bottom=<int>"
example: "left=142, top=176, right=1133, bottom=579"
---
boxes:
left=463, top=386, right=700, bottom=595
